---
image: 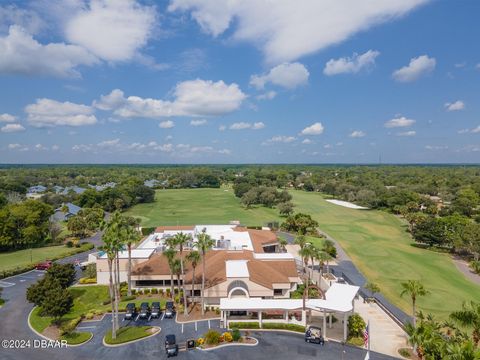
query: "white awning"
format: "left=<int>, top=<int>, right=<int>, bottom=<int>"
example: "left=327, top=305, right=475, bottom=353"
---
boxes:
left=220, top=283, right=359, bottom=313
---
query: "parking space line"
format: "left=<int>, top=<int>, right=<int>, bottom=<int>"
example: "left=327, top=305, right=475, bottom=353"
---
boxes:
left=208, top=320, right=210, bottom=329
left=161, top=313, right=165, bottom=321
left=0, top=281, right=15, bottom=287
left=76, top=326, right=97, bottom=330
left=195, top=321, right=197, bottom=331
left=181, top=323, right=184, bottom=333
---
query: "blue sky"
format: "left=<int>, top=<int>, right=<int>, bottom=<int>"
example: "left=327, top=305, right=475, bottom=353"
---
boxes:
left=0, top=0, right=479, bottom=164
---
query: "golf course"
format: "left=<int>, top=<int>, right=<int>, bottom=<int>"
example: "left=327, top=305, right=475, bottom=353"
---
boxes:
left=126, top=188, right=480, bottom=320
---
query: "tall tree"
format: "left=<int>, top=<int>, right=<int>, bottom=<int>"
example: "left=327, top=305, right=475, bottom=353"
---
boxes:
left=173, top=232, right=191, bottom=316
left=186, top=250, right=201, bottom=304
left=400, top=280, right=429, bottom=327
left=195, top=230, right=215, bottom=315
left=163, top=247, right=177, bottom=299
left=450, top=301, right=480, bottom=346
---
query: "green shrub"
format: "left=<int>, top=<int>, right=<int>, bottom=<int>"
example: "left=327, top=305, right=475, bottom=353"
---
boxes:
left=204, top=329, right=221, bottom=345
left=398, top=348, right=411, bottom=358
left=0, top=298, right=5, bottom=306
left=232, top=328, right=241, bottom=342
left=137, top=289, right=143, bottom=295
left=159, top=289, right=164, bottom=296
left=151, top=288, right=158, bottom=294
left=262, top=323, right=305, bottom=332
left=470, top=260, right=480, bottom=274
left=141, top=227, right=155, bottom=235
left=121, top=295, right=136, bottom=301
left=85, top=312, right=94, bottom=320
left=102, top=299, right=111, bottom=305
left=347, top=336, right=364, bottom=347
left=131, top=289, right=136, bottom=295
left=144, top=288, right=151, bottom=295
left=79, top=277, right=97, bottom=284
left=65, top=240, right=73, bottom=248
left=228, top=322, right=260, bottom=329
left=60, top=316, right=82, bottom=336
left=348, top=313, right=366, bottom=338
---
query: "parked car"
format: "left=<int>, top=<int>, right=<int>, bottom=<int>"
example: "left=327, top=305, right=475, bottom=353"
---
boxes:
left=151, top=301, right=161, bottom=318
left=164, top=301, right=175, bottom=319
left=305, top=326, right=324, bottom=345
left=124, top=303, right=137, bottom=321
left=35, top=260, right=53, bottom=271
left=165, top=334, right=178, bottom=357
left=138, top=302, right=151, bottom=319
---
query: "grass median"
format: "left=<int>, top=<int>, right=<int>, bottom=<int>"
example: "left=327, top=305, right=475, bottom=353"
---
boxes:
left=104, top=326, right=155, bottom=345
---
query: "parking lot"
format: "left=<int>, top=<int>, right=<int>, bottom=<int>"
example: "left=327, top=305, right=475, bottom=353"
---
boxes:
left=0, top=254, right=397, bottom=360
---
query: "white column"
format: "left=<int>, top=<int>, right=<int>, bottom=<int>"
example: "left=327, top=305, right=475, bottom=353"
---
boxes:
left=284, top=310, right=289, bottom=324
left=343, top=313, right=347, bottom=342
left=323, top=309, right=327, bottom=339
left=329, top=313, right=332, bottom=329
left=301, top=310, right=307, bottom=326
left=259, top=311, right=263, bottom=328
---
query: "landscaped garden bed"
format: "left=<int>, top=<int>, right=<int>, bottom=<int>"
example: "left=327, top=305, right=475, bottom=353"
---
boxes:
left=228, top=321, right=306, bottom=332
left=195, top=329, right=257, bottom=350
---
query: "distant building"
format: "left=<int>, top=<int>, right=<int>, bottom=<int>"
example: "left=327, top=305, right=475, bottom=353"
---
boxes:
left=61, top=186, right=87, bottom=195
left=52, top=202, right=82, bottom=222
left=88, top=182, right=116, bottom=191
left=144, top=179, right=160, bottom=188
left=53, top=185, right=64, bottom=194
left=27, top=185, right=47, bottom=194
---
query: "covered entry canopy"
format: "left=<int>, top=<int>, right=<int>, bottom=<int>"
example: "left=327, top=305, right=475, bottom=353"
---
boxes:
left=220, top=283, right=359, bottom=313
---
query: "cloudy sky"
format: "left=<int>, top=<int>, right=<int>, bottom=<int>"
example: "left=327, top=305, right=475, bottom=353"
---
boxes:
left=0, top=0, right=479, bottom=164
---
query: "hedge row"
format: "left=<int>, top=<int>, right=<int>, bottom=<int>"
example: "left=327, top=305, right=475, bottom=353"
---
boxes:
left=0, top=243, right=95, bottom=280
left=228, top=322, right=305, bottom=332
left=141, top=227, right=156, bottom=235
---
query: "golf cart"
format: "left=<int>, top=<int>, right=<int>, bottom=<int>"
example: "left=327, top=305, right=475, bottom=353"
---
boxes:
left=138, top=302, right=151, bottom=319
left=124, top=303, right=137, bottom=321
left=305, top=326, right=325, bottom=345
left=151, top=301, right=161, bottom=319
left=164, top=301, right=175, bottom=319
left=165, top=334, right=178, bottom=357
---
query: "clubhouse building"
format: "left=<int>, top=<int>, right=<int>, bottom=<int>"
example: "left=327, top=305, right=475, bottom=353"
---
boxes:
left=95, top=224, right=359, bottom=340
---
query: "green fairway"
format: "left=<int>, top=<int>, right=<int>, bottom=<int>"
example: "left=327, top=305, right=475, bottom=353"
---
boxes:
left=125, top=188, right=281, bottom=227
left=290, top=190, right=480, bottom=320
left=0, top=243, right=92, bottom=273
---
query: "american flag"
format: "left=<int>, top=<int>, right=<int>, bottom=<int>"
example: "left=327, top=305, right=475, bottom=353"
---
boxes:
left=363, top=323, right=369, bottom=348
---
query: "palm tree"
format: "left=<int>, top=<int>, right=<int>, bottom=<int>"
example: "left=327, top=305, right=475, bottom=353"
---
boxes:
left=186, top=250, right=201, bottom=303
left=163, top=248, right=176, bottom=299
left=450, top=301, right=480, bottom=345
left=195, top=230, right=215, bottom=315
left=315, top=249, right=331, bottom=277
left=173, top=232, right=191, bottom=316
left=298, top=244, right=315, bottom=299
left=124, top=217, right=141, bottom=296
left=172, top=259, right=182, bottom=297
left=400, top=280, right=429, bottom=328
left=278, top=237, right=288, bottom=252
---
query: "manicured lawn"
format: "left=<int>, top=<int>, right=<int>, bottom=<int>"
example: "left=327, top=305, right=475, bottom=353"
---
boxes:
left=125, top=188, right=281, bottom=227
left=30, top=285, right=168, bottom=333
left=290, top=190, right=480, bottom=320
left=60, top=331, right=92, bottom=345
left=104, top=326, right=154, bottom=345
left=0, top=243, right=92, bottom=273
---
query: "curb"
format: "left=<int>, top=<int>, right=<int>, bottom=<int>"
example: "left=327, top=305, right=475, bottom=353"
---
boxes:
left=102, top=326, right=161, bottom=347
left=175, top=315, right=221, bottom=324
left=28, top=306, right=94, bottom=347
left=198, top=337, right=259, bottom=351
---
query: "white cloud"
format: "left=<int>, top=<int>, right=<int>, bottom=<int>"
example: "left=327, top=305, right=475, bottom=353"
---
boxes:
left=65, top=0, right=156, bottom=62
left=323, top=50, right=380, bottom=76
left=250, top=62, right=309, bottom=89
left=7, top=143, right=28, bottom=151
left=471, top=126, right=480, bottom=134
left=218, top=125, right=226, bottom=131
left=190, top=119, right=207, bottom=126
left=51, top=144, right=60, bottom=151
left=300, top=122, right=324, bottom=136
left=392, top=55, right=436, bottom=82
left=229, top=121, right=265, bottom=130
left=263, top=135, right=296, bottom=145
left=25, top=98, right=97, bottom=127
left=302, top=138, right=312, bottom=144
left=1, top=123, right=25, bottom=133
left=159, top=120, right=175, bottom=129
left=256, top=91, right=277, bottom=100
left=396, top=130, right=416, bottom=137
left=97, top=138, right=120, bottom=147
left=0, top=25, right=98, bottom=77
left=384, top=116, right=416, bottom=128
left=425, top=145, right=448, bottom=150
left=444, top=100, right=465, bottom=111
left=349, top=130, right=366, bottom=138
left=0, top=5, right=45, bottom=35
left=34, top=143, right=48, bottom=151
left=169, top=0, right=427, bottom=64
left=0, top=113, right=16, bottom=122
left=98, top=80, right=246, bottom=118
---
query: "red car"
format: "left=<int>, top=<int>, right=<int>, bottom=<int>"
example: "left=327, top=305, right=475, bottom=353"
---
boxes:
left=35, top=260, right=53, bottom=271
